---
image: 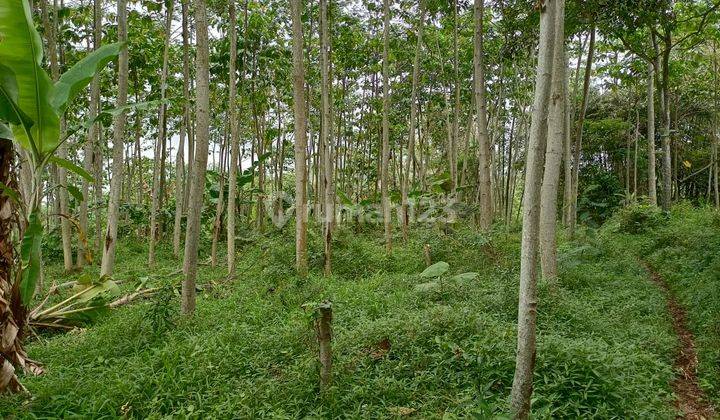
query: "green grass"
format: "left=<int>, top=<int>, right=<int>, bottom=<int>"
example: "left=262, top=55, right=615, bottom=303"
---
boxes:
left=1, top=221, right=678, bottom=418
left=602, top=203, right=720, bottom=405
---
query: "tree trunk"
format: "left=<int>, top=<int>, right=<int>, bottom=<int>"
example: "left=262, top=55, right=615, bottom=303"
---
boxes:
left=290, top=0, right=308, bottom=278
left=510, top=0, right=557, bottom=416
left=474, top=0, right=493, bottom=230
left=568, top=25, right=595, bottom=237
left=172, top=115, right=186, bottom=258
left=211, top=130, right=227, bottom=268
left=0, top=138, right=36, bottom=393
left=320, top=0, right=334, bottom=276
left=149, top=2, right=174, bottom=266
left=42, top=0, right=73, bottom=273
left=539, top=0, right=566, bottom=282
left=450, top=0, right=460, bottom=195
left=647, top=59, right=658, bottom=206
left=401, top=3, right=425, bottom=242
left=78, top=0, right=102, bottom=268
left=659, top=34, right=672, bottom=211
left=381, top=0, right=392, bottom=253
left=173, top=0, right=193, bottom=256
left=226, top=0, right=241, bottom=275
left=714, top=41, right=720, bottom=207
left=100, top=0, right=128, bottom=277
left=182, top=0, right=211, bottom=315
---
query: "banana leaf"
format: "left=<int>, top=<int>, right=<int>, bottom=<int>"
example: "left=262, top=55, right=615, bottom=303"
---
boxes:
left=51, top=42, right=124, bottom=115
left=0, top=0, right=60, bottom=156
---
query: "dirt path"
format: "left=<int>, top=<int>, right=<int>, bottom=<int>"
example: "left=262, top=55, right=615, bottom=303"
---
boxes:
left=642, top=262, right=717, bottom=420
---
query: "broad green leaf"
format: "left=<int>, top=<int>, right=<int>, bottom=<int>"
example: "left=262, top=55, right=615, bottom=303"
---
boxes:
left=414, top=281, right=439, bottom=292
left=19, top=211, right=43, bottom=305
left=336, top=190, right=353, bottom=205
left=449, top=272, right=478, bottom=282
left=51, top=42, right=124, bottom=115
left=0, top=63, right=33, bottom=133
left=0, top=122, right=12, bottom=139
left=49, top=156, right=94, bottom=183
left=0, top=0, right=60, bottom=156
left=420, top=261, right=449, bottom=278
left=76, top=273, right=93, bottom=286
left=0, top=180, right=21, bottom=205
left=76, top=279, right=120, bottom=303
left=66, top=184, right=83, bottom=202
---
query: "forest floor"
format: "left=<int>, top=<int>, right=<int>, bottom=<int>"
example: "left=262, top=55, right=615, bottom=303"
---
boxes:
left=0, top=205, right=718, bottom=418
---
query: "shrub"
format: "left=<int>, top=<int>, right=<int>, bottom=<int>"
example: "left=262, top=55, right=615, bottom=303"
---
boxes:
left=615, top=203, right=665, bottom=234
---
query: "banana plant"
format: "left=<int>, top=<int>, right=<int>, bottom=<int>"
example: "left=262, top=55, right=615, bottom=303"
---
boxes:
left=0, top=0, right=123, bottom=392
left=0, top=0, right=123, bottom=302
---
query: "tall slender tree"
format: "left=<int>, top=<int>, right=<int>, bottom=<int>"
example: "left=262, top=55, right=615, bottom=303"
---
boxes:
left=510, top=0, right=557, bottom=416
left=173, top=0, right=193, bottom=257
left=647, top=59, right=658, bottom=206
left=226, top=0, right=240, bottom=275
left=401, top=1, right=425, bottom=241
left=100, top=0, right=128, bottom=276
left=474, top=0, right=493, bottom=230
left=539, top=0, right=566, bottom=281
left=182, top=0, right=211, bottom=315
left=77, top=0, right=102, bottom=268
left=149, top=2, right=175, bottom=266
left=381, top=0, right=392, bottom=253
left=290, top=0, right=308, bottom=277
left=568, top=26, right=595, bottom=237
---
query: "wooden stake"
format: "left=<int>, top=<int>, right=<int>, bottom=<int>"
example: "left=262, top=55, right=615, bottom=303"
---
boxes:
left=314, top=301, right=332, bottom=391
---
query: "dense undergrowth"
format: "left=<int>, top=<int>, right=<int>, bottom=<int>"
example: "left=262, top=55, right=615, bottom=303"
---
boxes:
left=603, top=203, right=720, bottom=405
left=0, top=217, right=682, bottom=418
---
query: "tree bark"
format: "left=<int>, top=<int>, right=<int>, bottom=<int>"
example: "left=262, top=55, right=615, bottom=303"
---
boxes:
left=647, top=58, right=658, bottom=206
left=211, top=129, right=227, bottom=267
left=43, top=0, right=73, bottom=272
left=149, top=2, right=175, bottom=266
left=0, top=138, right=34, bottom=393
left=100, top=0, right=128, bottom=277
left=290, top=0, right=309, bottom=278
left=320, top=0, right=335, bottom=276
left=474, top=0, right=493, bottom=230
left=450, top=0, right=460, bottom=195
left=659, top=33, right=672, bottom=211
left=568, top=25, right=595, bottom=237
left=539, top=0, right=566, bottom=282
left=510, top=0, right=556, bottom=417
left=401, top=2, right=425, bottom=242
left=182, top=0, right=211, bottom=315
left=77, top=0, right=102, bottom=268
left=381, top=0, right=392, bottom=253
left=226, top=0, right=241, bottom=275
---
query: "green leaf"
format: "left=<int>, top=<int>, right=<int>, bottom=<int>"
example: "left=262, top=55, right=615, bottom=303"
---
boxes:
left=51, top=42, right=124, bottom=115
left=0, top=180, right=21, bottom=205
left=19, top=211, right=43, bottom=305
left=0, top=63, right=33, bottom=133
left=414, top=281, right=439, bottom=292
left=420, top=261, right=449, bottom=278
left=49, top=156, right=94, bottom=183
left=449, top=272, right=478, bottom=282
left=0, top=0, right=60, bottom=156
left=66, top=184, right=83, bottom=202
left=0, top=122, right=12, bottom=140
left=64, top=100, right=168, bottom=140
left=336, top=190, right=353, bottom=205
left=76, top=278, right=120, bottom=303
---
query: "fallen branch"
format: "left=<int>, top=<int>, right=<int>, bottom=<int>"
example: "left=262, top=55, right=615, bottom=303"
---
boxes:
left=109, top=288, right=159, bottom=308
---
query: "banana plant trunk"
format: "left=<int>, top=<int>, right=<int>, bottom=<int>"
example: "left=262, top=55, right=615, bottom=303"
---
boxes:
left=0, top=138, right=40, bottom=393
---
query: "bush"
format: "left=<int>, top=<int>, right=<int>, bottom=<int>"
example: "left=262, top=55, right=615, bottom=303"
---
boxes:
left=615, top=203, right=665, bottom=234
